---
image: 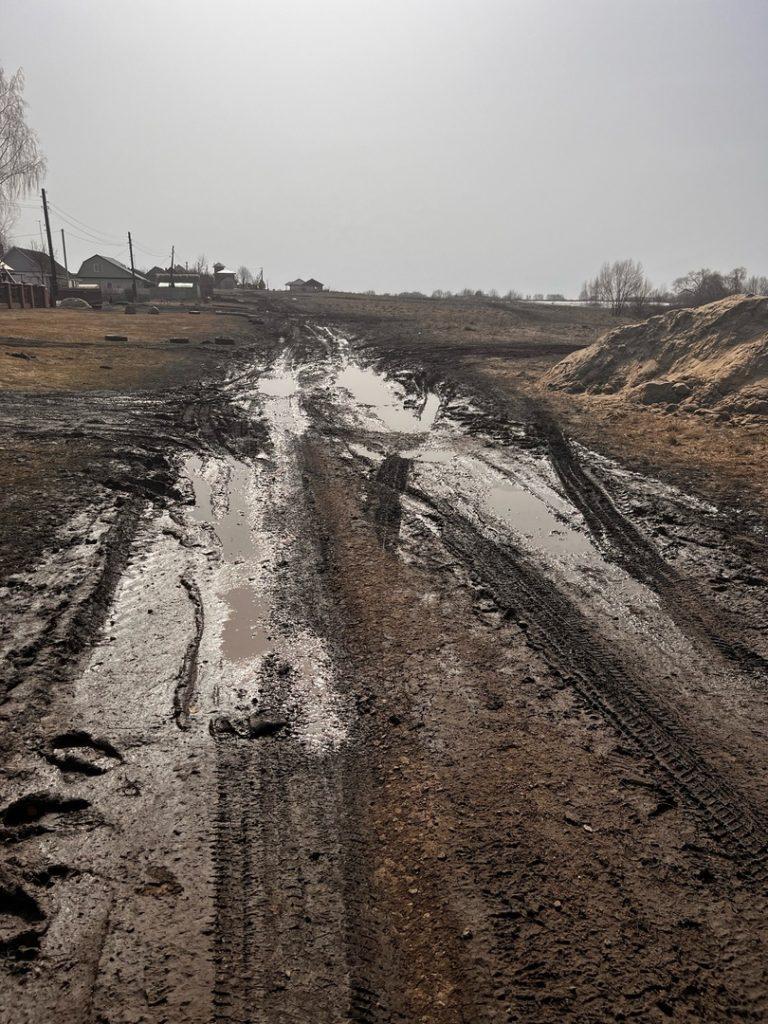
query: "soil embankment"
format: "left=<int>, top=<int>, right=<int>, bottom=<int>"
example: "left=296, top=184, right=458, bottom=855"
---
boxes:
left=544, top=294, right=768, bottom=418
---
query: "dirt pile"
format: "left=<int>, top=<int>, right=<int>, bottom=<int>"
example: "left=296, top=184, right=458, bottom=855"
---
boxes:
left=544, top=294, right=768, bottom=417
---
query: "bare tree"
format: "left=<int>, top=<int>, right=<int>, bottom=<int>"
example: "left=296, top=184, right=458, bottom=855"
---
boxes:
left=673, top=268, right=728, bottom=306
left=0, top=207, right=13, bottom=254
left=596, top=259, right=646, bottom=314
left=725, top=266, right=748, bottom=294
left=0, top=68, right=46, bottom=245
left=192, top=254, right=208, bottom=275
left=237, top=265, right=253, bottom=286
left=745, top=274, right=768, bottom=295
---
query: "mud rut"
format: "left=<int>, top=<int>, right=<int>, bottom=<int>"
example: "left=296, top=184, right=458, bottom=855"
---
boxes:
left=2, top=323, right=768, bottom=1022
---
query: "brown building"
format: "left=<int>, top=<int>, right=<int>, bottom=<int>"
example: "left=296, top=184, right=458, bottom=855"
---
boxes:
left=285, top=278, right=324, bottom=293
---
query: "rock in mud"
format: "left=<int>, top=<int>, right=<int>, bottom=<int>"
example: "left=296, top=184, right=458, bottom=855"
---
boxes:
left=208, top=714, right=288, bottom=739
left=634, top=380, right=691, bottom=405
left=246, top=715, right=288, bottom=739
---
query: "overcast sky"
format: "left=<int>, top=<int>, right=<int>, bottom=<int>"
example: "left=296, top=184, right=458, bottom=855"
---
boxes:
left=4, top=0, right=767, bottom=295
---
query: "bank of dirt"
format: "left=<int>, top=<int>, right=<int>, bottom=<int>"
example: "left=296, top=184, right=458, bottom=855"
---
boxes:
left=1, top=294, right=767, bottom=1023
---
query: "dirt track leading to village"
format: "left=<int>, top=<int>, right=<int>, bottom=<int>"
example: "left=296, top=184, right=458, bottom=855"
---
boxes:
left=1, top=297, right=768, bottom=1023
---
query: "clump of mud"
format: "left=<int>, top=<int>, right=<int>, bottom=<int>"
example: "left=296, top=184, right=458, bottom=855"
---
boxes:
left=544, top=294, right=768, bottom=418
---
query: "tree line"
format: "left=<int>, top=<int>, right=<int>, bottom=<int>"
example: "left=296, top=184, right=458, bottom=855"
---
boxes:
left=579, top=259, right=768, bottom=315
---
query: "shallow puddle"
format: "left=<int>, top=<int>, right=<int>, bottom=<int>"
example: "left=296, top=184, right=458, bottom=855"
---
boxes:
left=485, top=481, right=593, bottom=556
left=185, top=454, right=271, bottom=667
left=256, top=355, right=308, bottom=434
left=221, top=585, right=271, bottom=661
left=187, top=458, right=214, bottom=524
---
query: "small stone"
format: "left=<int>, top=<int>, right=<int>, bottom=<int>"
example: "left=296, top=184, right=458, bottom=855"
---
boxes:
left=247, top=715, right=288, bottom=739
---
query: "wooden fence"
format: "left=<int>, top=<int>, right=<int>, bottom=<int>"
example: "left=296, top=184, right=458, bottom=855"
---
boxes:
left=1, top=283, right=51, bottom=309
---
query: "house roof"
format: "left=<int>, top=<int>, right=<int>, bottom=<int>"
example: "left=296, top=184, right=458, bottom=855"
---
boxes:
left=4, top=246, right=67, bottom=277
left=214, top=267, right=236, bottom=276
left=77, top=254, right=151, bottom=284
left=305, top=278, right=324, bottom=287
left=286, top=278, right=306, bottom=286
left=156, top=272, right=200, bottom=283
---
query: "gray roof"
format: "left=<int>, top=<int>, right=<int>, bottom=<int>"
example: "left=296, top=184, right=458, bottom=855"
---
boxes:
left=4, top=246, right=67, bottom=277
left=77, top=254, right=151, bottom=284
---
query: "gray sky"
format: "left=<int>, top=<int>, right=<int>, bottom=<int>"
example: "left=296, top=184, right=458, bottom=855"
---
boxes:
left=4, top=0, right=767, bottom=295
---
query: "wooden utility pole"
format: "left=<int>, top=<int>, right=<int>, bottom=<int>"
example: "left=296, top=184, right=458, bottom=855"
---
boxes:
left=128, top=231, right=138, bottom=303
left=41, top=189, right=58, bottom=305
left=60, top=229, right=70, bottom=286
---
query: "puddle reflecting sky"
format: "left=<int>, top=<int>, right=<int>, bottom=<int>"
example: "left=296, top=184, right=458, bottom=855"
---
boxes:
left=335, top=362, right=439, bottom=433
left=486, top=481, right=593, bottom=556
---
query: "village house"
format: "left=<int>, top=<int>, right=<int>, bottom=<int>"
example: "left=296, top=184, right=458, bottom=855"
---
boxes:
left=213, top=265, right=237, bottom=290
left=76, top=254, right=151, bottom=300
left=2, top=246, right=68, bottom=290
left=285, top=278, right=324, bottom=293
left=152, top=272, right=201, bottom=300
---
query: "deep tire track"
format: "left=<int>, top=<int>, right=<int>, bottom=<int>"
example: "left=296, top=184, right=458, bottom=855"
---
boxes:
left=210, top=733, right=353, bottom=1024
left=370, top=455, right=411, bottom=552
left=173, top=573, right=204, bottom=731
left=411, top=487, right=768, bottom=878
left=539, top=414, right=768, bottom=678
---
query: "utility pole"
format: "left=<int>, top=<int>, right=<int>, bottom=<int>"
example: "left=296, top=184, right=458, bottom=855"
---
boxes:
left=60, top=229, right=70, bottom=286
left=41, top=189, right=58, bottom=305
left=170, top=245, right=175, bottom=287
left=127, top=231, right=138, bottom=303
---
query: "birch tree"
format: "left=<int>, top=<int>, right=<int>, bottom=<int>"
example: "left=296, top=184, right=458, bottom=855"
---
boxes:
left=0, top=68, right=46, bottom=250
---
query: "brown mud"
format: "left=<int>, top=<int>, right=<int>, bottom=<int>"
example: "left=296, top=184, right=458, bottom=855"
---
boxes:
left=1, top=295, right=767, bottom=1023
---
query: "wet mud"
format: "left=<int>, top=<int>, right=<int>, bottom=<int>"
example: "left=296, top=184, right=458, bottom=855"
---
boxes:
left=2, top=306, right=767, bottom=1022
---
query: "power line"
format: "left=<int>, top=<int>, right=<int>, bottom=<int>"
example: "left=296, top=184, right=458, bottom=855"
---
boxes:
left=135, top=246, right=167, bottom=258
left=48, top=207, right=122, bottom=247
left=14, top=195, right=170, bottom=264
left=47, top=201, right=123, bottom=244
left=56, top=228, right=125, bottom=248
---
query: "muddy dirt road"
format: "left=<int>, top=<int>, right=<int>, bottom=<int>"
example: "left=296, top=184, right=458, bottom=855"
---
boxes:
left=2, top=305, right=768, bottom=1022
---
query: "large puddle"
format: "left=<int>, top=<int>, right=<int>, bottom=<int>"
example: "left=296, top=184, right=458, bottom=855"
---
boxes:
left=334, top=361, right=440, bottom=433
left=485, top=480, right=593, bottom=556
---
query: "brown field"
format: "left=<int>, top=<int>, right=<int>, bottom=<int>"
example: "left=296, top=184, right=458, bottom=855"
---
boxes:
left=0, top=307, right=254, bottom=391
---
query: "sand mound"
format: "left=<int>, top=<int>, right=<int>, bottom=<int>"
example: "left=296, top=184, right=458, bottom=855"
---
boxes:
left=544, top=294, right=768, bottom=417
